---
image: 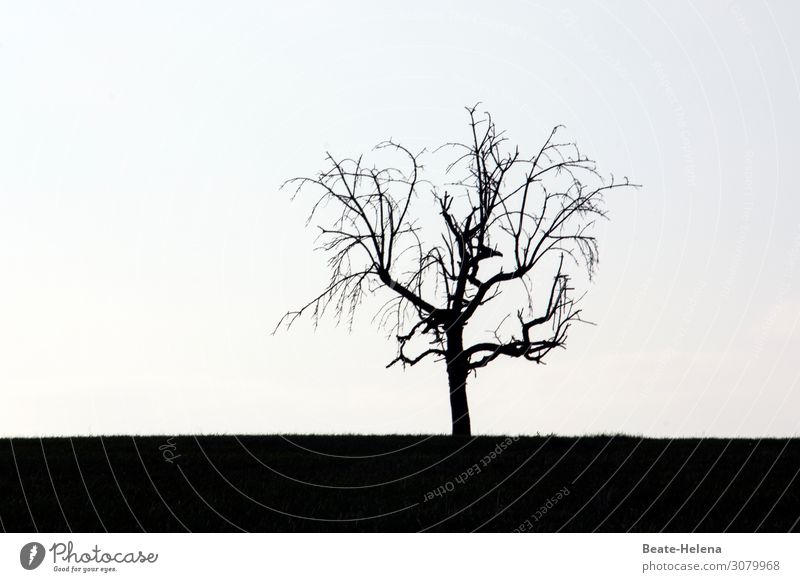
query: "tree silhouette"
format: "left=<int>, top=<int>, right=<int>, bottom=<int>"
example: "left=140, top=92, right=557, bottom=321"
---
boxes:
left=278, top=106, right=635, bottom=436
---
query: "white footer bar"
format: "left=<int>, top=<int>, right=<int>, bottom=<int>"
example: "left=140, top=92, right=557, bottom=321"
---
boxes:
left=1, top=533, right=797, bottom=581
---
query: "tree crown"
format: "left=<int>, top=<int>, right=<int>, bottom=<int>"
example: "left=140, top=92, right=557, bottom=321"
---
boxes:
left=278, top=106, right=636, bottom=372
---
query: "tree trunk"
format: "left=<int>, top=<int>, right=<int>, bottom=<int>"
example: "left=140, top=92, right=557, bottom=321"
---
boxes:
left=446, top=327, right=472, bottom=436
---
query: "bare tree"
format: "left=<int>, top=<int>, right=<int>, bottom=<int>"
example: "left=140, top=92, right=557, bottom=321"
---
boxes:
left=277, top=106, right=635, bottom=436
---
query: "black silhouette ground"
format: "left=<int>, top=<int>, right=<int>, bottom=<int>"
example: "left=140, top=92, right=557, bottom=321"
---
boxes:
left=1, top=435, right=797, bottom=532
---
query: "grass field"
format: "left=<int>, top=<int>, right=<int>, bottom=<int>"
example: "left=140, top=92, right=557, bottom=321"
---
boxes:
left=1, top=435, right=798, bottom=532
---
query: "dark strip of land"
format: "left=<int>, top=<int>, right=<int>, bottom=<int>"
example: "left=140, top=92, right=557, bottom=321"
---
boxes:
left=1, top=435, right=797, bottom=532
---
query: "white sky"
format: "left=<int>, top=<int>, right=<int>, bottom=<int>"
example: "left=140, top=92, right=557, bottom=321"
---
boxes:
left=1, top=1, right=799, bottom=437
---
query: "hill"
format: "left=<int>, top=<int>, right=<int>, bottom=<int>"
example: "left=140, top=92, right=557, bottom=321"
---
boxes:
left=1, top=435, right=797, bottom=532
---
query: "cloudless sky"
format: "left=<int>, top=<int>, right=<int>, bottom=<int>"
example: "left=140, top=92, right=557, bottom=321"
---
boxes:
left=1, top=0, right=799, bottom=437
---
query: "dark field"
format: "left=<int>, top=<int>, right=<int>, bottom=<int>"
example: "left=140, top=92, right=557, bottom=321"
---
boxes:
left=1, top=435, right=798, bottom=532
